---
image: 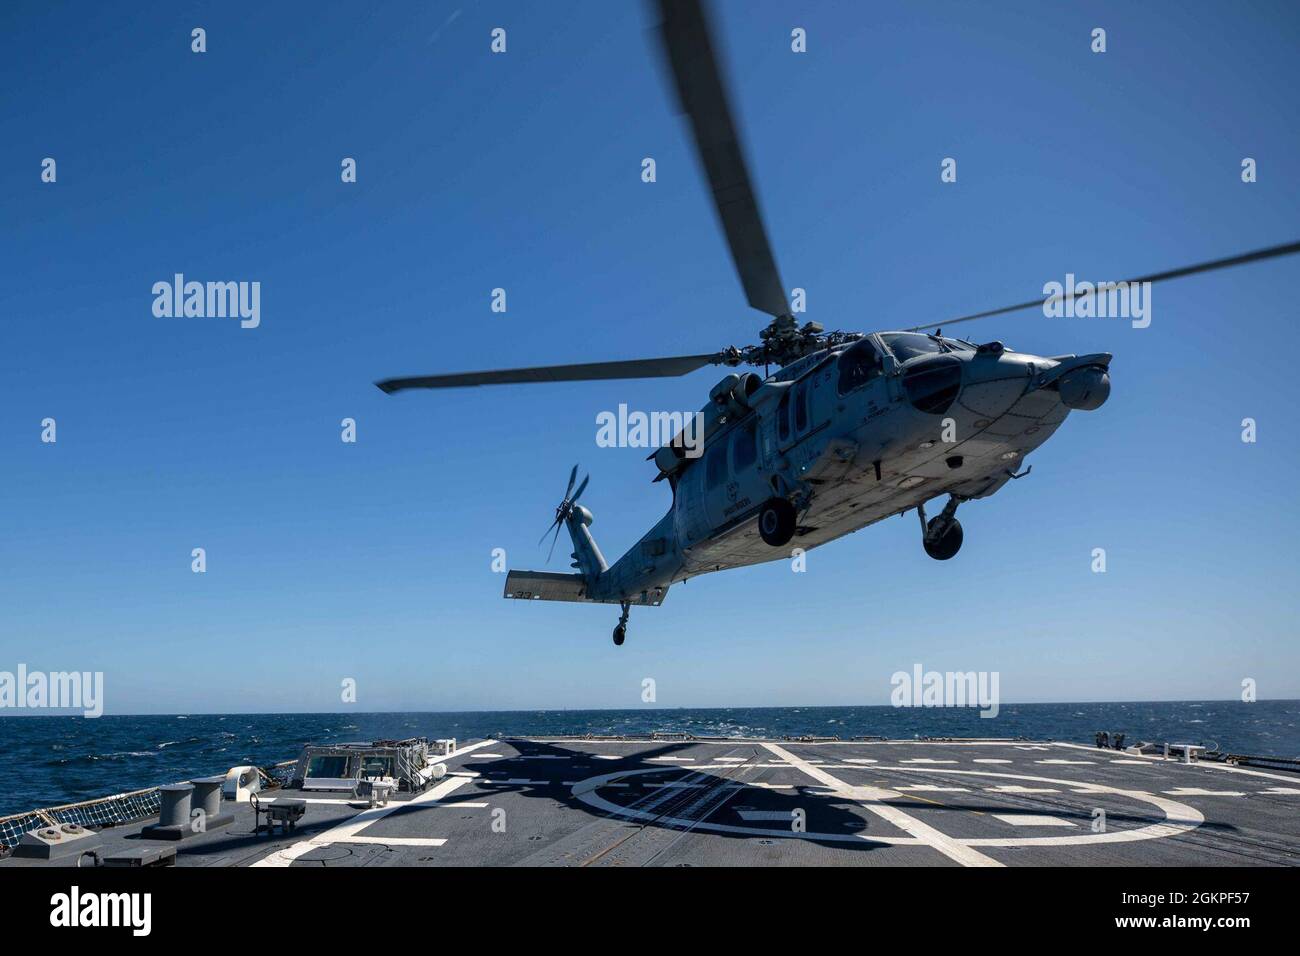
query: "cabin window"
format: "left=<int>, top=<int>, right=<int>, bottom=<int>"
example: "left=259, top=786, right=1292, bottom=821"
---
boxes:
left=307, top=755, right=350, bottom=778
left=794, top=381, right=809, bottom=433
left=733, top=421, right=757, bottom=472
left=777, top=392, right=791, bottom=443
left=361, top=756, right=395, bottom=779
left=837, top=339, right=883, bottom=395
left=705, top=441, right=728, bottom=489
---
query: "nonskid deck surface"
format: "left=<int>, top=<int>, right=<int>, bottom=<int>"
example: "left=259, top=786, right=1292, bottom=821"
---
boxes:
left=7, top=738, right=1300, bottom=867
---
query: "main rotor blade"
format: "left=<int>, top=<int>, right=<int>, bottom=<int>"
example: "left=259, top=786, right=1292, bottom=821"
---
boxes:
left=377, top=353, right=721, bottom=394
left=563, top=464, right=578, bottom=502
left=905, top=239, right=1300, bottom=332
left=656, top=0, right=789, bottom=318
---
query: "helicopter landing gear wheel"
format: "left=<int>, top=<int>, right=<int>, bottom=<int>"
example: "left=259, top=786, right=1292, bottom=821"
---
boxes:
left=612, top=602, right=630, bottom=646
left=758, top=498, right=798, bottom=547
left=923, top=517, right=963, bottom=560
left=918, top=496, right=963, bottom=560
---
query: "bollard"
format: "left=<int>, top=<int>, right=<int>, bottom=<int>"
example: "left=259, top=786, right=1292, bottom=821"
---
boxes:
left=190, top=776, right=224, bottom=819
left=142, top=784, right=195, bottom=839
left=188, top=774, right=235, bottom=832
left=157, top=784, right=193, bottom=828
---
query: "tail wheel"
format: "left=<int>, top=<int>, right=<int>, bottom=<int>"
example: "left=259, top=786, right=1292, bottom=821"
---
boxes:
left=923, top=517, right=963, bottom=560
left=612, top=624, right=626, bottom=646
left=758, top=498, right=798, bottom=547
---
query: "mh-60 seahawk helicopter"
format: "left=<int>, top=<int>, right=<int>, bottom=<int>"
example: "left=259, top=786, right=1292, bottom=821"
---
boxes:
left=379, top=0, right=1300, bottom=645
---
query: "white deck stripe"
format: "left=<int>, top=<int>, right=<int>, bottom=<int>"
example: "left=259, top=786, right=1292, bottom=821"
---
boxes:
left=251, top=738, right=498, bottom=867
left=993, top=815, right=1076, bottom=828
left=760, top=742, right=1002, bottom=868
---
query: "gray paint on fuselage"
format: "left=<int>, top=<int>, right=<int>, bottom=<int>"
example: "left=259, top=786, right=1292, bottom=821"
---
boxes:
left=589, top=344, right=1093, bottom=602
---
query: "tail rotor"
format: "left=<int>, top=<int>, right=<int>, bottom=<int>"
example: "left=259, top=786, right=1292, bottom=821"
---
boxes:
left=540, top=465, right=589, bottom=563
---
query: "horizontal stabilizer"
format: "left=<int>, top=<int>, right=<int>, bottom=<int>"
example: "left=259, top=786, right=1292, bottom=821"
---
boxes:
left=505, top=570, right=594, bottom=603
left=504, top=571, right=667, bottom=606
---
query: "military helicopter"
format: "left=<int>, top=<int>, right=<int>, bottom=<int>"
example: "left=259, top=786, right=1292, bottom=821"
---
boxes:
left=378, top=0, right=1300, bottom=645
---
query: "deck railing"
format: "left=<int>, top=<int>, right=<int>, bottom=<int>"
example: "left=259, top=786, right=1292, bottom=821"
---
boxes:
left=0, top=760, right=296, bottom=852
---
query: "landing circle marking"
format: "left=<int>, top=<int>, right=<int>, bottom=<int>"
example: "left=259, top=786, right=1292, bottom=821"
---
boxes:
left=570, top=764, right=1203, bottom=849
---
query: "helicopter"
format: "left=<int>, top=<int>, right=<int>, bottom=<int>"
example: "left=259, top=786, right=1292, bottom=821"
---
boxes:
left=378, top=0, right=1300, bottom=646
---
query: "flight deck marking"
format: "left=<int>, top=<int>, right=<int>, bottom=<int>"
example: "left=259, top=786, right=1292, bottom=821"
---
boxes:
left=567, top=753, right=1204, bottom=854
left=879, top=766, right=1204, bottom=847
left=993, top=815, right=1077, bottom=828
left=251, top=738, right=499, bottom=867
left=337, top=836, right=448, bottom=847
left=761, top=742, right=1003, bottom=867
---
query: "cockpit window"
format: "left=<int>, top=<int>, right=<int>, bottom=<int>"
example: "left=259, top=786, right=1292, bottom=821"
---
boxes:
left=837, top=339, right=883, bottom=395
left=880, top=333, right=946, bottom=362
left=879, top=333, right=978, bottom=359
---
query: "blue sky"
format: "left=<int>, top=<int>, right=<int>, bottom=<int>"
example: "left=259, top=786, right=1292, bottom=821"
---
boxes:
left=2, top=1, right=1298, bottom=714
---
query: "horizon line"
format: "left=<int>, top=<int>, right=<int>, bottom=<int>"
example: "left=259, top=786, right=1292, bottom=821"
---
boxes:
left=0, top=697, right=1290, bottom=718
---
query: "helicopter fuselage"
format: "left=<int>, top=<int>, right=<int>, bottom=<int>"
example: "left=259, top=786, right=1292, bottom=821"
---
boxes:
left=585, top=333, right=1111, bottom=606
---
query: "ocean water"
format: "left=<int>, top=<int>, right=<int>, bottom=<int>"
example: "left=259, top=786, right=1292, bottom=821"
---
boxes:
left=0, top=700, right=1296, bottom=818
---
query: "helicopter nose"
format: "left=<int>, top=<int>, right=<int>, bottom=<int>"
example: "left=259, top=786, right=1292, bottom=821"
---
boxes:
left=952, top=350, right=1038, bottom=419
